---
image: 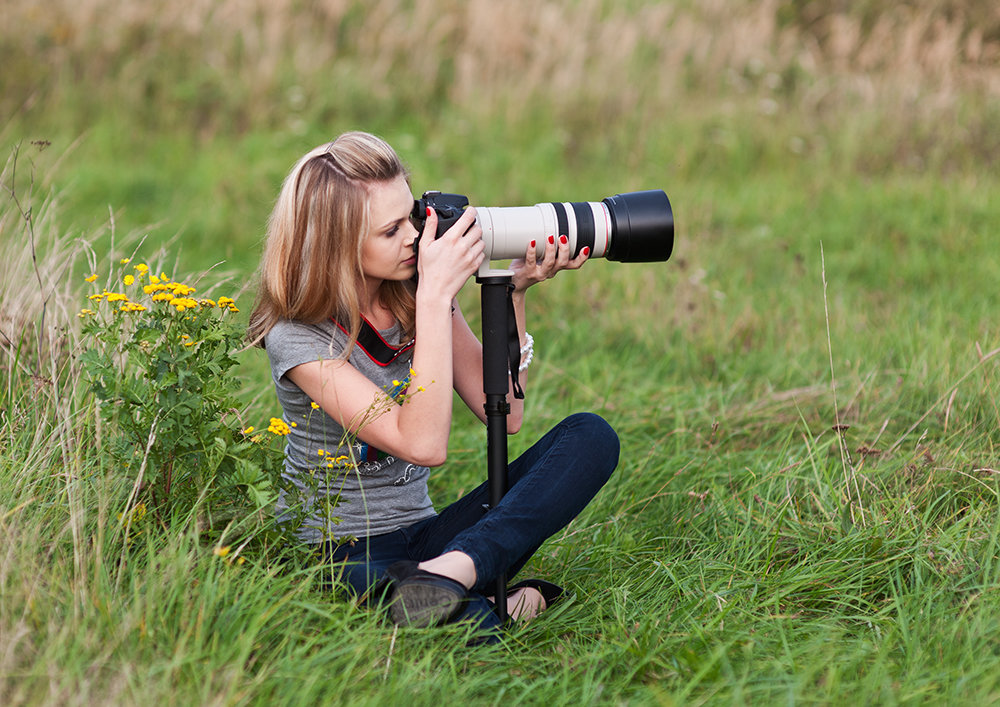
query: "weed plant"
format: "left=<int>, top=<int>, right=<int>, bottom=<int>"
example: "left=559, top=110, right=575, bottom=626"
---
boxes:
left=3, top=1, right=1000, bottom=704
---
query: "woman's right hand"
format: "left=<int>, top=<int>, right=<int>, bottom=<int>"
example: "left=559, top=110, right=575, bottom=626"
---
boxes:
left=416, top=206, right=485, bottom=302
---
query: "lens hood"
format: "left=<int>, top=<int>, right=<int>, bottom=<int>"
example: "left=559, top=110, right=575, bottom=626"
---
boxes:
left=603, top=190, right=674, bottom=263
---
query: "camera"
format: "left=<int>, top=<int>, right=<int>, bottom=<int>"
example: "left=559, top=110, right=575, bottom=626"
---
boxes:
left=411, top=189, right=674, bottom=265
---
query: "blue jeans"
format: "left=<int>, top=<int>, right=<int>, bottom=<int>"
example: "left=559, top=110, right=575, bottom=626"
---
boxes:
left=323, top=412, right=619, bottom=633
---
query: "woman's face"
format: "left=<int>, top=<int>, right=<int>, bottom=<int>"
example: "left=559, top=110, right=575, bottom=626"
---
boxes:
left=361, top=175, right=419, bottom=283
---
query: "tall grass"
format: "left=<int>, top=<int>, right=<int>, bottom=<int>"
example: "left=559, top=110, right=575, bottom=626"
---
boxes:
left=4, top=0, right=1000, bottom=704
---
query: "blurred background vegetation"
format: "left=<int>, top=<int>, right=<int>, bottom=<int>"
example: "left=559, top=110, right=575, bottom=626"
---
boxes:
left=3, top=0, right=998, bottom=271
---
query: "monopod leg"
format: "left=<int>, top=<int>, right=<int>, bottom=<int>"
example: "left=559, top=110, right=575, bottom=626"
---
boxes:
left=478, top=275, right=514, bottom=625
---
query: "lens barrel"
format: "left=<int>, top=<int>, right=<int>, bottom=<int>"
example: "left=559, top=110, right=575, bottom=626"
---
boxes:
left=430, top=189, right=674, bottom=265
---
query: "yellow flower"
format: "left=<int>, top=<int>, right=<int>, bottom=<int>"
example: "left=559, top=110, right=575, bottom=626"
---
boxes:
left=310, top=402, right=320, bottom=410
left=88, top=293, right=104, bottom=301
left=152, top=292, right=173, bottom=302
left=105, top=292, right=129, bottom=303
left=267, top=417, right=291, bottom=436
left=242, top=426, right=255, bottom=435
left=183, top=341, right=195, bottom=347
left=199, top=298, right=216, bottom=308
left=120, top=258, right=131, bottom=265
left=217, top=296, right=239, bottom=313
left=169, top=297, right=199, bottom=311
left=134, top=263, right=149, bottom=275
left=119, top=303, right=146, bottom=312
left=149, top=274, right=160, bottom=284
left=317, top=449, right=325, bottom=455
left=85, top=273, right=98, bottom=283
left=123, top=274, right=135, bottom=286
left=214, top=546, right=231, bottom=558
left=77, top=308, right=95, bottom=318
left=169, top=283, right=196, bottom=296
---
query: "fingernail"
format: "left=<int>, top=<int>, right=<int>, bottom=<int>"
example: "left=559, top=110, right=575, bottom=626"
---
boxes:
left=426, top=206, right=433, bottom=217
left=529, top=240, right=536, bottom=248
left=560, top=235, right=568, bottom=244
left=583, top=246, right=591, bottom=256
left=547, top=235, right=554, bottom=245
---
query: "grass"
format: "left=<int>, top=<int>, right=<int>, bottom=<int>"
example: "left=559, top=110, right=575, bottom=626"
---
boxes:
left=4, top=0, right=1000, bottom=704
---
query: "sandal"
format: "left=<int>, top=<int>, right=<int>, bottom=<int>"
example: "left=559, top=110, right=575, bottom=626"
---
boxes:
left=507, top=578, right=565, bottom=611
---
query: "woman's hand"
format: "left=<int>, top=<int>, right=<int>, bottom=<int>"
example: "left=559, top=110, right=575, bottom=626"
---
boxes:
left=416, top=206, right=486, bottom=302
left=510, top=234, right=589, bottom=293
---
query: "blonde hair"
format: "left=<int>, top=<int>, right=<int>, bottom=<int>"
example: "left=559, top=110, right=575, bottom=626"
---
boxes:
left=247, top=132, right=415, bottom=350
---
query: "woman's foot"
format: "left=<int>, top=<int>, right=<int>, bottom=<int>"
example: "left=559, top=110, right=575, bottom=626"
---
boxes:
left=507, top=586, right=547, bottom=621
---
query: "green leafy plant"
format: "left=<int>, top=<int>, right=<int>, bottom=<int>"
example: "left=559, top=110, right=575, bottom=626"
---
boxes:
left=78, top=259, right=279, bottom=528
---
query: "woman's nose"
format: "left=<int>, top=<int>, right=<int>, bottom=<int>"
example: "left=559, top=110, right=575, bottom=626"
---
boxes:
left=403, top=221, right=419, bottom=247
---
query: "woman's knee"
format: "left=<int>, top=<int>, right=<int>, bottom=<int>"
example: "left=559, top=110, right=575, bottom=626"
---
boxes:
left=564, top=412, right=620, bottom=475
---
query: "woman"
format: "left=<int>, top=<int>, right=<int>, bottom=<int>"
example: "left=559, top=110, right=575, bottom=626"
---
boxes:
left=248, top=132, right=619, bottom=634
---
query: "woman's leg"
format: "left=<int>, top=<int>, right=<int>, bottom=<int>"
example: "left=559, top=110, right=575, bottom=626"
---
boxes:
left=412, top=412, right=619, bottom=594
left=321, top=530, right=412, bottom=599
left=330, top=413, right=616, bottom=631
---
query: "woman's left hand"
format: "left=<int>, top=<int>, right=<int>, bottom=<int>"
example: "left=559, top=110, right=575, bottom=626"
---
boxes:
left=510, top=234, right=589, bottom=293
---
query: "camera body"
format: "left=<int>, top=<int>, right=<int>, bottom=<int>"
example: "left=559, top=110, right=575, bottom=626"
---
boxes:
left=412, top=191, right=470, bottom=239
left=411, top=189, right=674, bottom=274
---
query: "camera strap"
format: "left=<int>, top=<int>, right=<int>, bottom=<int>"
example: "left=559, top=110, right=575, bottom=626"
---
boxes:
left=330, top=296, right=522, bottom=399
left=506, top=285, right=525, bottom=400
left=329, top=316, right=414, bottom=367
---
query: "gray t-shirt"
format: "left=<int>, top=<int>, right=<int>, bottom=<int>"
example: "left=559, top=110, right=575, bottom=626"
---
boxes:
left=265, top=318, right=435, bottom=543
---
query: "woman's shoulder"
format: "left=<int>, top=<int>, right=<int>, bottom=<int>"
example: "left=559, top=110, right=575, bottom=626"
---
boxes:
left=267, top=316, right=336, bottom=338
left=265, top=318, right=345, bottom=359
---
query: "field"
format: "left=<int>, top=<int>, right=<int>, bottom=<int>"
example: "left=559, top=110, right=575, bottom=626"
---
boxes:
left=3, top=1, right=1000, bottom=704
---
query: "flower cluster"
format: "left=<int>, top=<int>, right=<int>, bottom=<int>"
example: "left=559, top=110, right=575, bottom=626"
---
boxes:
left=266, top=417, right=294, bottom=436
left=316, top=449, right=352, bottom=469
left=82, top=262, right=239, bottom=316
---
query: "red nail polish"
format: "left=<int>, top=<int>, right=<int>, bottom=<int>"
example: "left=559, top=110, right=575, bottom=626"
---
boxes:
left=560, top=235, right=568, bottom=244
left=547, top=235, right=554, bottom=245
left=529, top=240, right=536, bottom=248
left=583, top=246, right=590, bottom=256
left=426, top=206, right=433, bottom=217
